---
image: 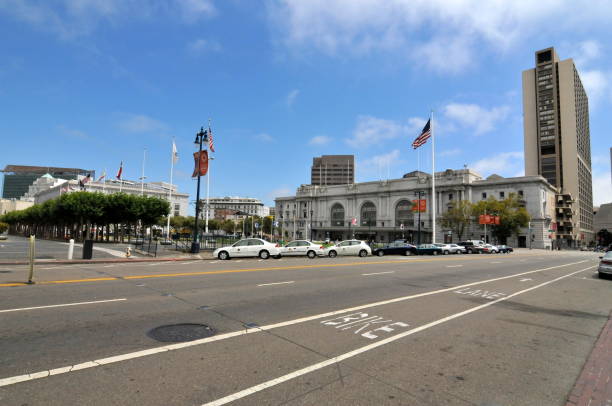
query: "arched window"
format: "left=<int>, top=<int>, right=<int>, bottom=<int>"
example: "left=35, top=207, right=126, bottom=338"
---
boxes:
left=395, top=200, right=414, bottom=227
left=360, top=202, right=376, bottom=226
left=330, top=203, right=345, bottom=226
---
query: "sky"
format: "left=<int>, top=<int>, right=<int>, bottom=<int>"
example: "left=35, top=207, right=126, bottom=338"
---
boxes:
left=1, top=0, right=612, bottom=213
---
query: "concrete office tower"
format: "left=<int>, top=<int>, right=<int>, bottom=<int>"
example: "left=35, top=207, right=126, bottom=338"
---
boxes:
left=523, top=47, right=594, bottom=247
left=311, top=155, right=355, bottom=186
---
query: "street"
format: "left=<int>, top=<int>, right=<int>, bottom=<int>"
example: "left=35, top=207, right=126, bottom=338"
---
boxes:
left=0, top=250, right=609, bottom=405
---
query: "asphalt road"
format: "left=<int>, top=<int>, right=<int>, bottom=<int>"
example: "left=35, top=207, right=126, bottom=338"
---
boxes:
left=0, top=250, right=609, bottom=405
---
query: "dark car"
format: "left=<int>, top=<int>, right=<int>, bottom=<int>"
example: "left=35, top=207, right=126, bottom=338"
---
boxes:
left=496, top=245, right=514, bottom=253
left=457, top=241, right=484, bottom=254
left=373, top=241, right=417, bottom=256
left=416, top=244, right=444, bottom=255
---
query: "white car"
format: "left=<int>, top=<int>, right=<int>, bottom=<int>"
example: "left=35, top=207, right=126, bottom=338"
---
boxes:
left=323, top=240, right=372, bottom=258
left=434, top=243, right=466, bottom=254
left=213, top=238, right=281, bottom=260
left=279, top=240, right=325, bottom=259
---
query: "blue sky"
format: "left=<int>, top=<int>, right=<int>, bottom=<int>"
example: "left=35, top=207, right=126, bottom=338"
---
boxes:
left=1, top=0, right=611, bottom=212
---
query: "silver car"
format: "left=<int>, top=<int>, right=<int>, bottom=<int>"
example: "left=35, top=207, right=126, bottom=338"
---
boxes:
left=598, top=251, right=612, bottom=278
left=434, top=243, right=465, bottom=254
left=279, top=240, right=325, bottom=259
left=323, top=240, right=372, bottom=258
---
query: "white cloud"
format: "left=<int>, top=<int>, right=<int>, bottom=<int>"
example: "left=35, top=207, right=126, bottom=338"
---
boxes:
left=573, top=40, right=602, bottom=68
left=267, top=187, right=294, bottom=201
left=470, top=151, right=523, bottom=177
left=256, top=133, right=274, bottom=142
left=357, top=149, right=403, bottom=181
left=309, top=135, right=331, bottom=146
left=439, top=148, right=462, bottom=157
left=593, top=172, right=612, bottom=206
left=580, top=69, right=612, bottom=108
left=188, top=38, right=221, bottom=53
left=57, top=125, right=90, bottom=139
left=443, top=103, right=510, bottom=135
left=347, top=115, right=424, bottom=148
left=267, top=1, right=612, bottom=74
left=286, top=89, right=299, bottom=107
left=178, top=0, right=216, bottom=22
left=117, top=113, right=168, bottom=134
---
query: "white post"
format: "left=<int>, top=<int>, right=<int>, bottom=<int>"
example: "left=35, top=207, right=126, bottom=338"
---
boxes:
left=431, top=110, right=436, bottom=244
left=141, top=148, right=146, bottom=196
left=167, top=139, right=175, bottom=239
left=205, top=124, right=211, bottom=235
left=68, top=238, right=74, bottom=260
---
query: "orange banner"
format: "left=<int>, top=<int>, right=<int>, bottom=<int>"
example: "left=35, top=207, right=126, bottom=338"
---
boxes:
left=192, top=150, right=209, bottom=177
left=411, top=199, right=426, bottom=212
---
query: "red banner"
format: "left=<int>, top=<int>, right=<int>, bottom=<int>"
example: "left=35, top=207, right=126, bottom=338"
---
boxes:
left=192, top=150, right=209, bottom=177
left=479, top=215, right=500, bottom=225
left=411, top=199, right=426, bottom=212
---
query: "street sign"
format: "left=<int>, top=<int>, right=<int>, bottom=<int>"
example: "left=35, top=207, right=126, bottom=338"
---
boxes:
left=274, top=221, right=279, bottom=227
left=254, top=222, right=259, bottom=229
left=400, top=223, right=404, bottom=230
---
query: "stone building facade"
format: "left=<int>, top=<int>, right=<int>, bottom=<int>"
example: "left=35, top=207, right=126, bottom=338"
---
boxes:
left=275, top=169, right=558, bottom=249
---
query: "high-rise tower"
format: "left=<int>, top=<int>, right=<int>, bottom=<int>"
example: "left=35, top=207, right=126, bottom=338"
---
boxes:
left=522, top=47, right=594, bottom=247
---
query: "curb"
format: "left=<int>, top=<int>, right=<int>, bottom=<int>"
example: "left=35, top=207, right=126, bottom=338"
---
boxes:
left=0, top=257, right=210, bottom=265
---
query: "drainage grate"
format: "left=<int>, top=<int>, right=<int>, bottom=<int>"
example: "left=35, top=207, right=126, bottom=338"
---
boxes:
left=147, top=323, right=215, bottom=342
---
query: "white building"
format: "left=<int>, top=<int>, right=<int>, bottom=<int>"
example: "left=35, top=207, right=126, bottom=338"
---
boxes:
left=34, top=178, right=189, bottom=217
left=275, top=169, right=558, bottom=249
left=202, top=196, right=269, bottom=220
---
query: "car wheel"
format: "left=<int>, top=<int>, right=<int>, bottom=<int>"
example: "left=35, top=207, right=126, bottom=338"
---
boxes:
left=377, top=251, right=384, bottom=257
left=404, top=250, right=413, bottom=256
left=359, top=249, right=368, bottom=257
left=273, top=254, right=282, bottom=259
left=432, top=251, right=438, bottom=256
left=443, top=250, right=449, bottom=255
left=307, top=250, right=316, bottom=259
left=218, top=251, right=229, bottom=260
left=328, top=250, right=337, bottom=258
left=598, top=272, right=605, bottom=279
left=467, top=249, right=472, bottom=254
left=259, top=250, right=270, bottom=259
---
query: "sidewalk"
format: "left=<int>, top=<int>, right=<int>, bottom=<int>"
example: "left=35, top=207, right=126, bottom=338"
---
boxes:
left=566, top=314, right=612, bottom=406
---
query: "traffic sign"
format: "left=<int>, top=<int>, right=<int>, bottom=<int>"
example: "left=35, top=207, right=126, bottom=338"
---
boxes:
left=254, top=222, right=259, bottom=229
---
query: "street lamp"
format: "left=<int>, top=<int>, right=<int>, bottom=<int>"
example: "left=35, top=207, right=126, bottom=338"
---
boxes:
left=310, top=209, right=313, bottom=241
left=414, top=190, right=424, bottom=246
left=191, top=127, right=206, bottom=253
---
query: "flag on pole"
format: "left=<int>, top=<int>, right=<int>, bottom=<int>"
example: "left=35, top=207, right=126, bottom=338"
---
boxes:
left=79, top=173, right=91, bottom=189
left=412, top=119, right=431, bottom=149
left=172, top=141, right=179, bottom=164
left=192, top=150, right=209, bottom=177
left=116, top=161, right=123, bottom=179
left=97, top=170, right=106, bottom=182
left=208, top=126, right=215, bottom=153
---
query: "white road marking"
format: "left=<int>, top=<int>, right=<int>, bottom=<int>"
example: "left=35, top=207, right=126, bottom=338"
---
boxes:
left=202, top=265, right=595, bottom=406
left=257, top=281, right=295, bottom=287
left=210, top=261, right=219, bottom=264
left=236, top=260, right=242, bottom=263
left=362, top=271, right=395, bottom=276
left=0, top=298, right=127, bottom=314
left=0, top=260, right=588, bottom=388
left=520, top=278, right=532, bottom=282
left=148, top=263, right=164, bottom=267
left=103, top=265, right=115, bottom=268
left=446, top=265, right=463, bottom=268
left=179, top=262, right=193, bottom=265
left=490, top=261, right=501, bottom=264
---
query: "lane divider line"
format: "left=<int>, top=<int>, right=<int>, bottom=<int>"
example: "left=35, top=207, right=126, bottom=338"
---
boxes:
left=257, top=281, right=295, bottom=287
left=446, top=265, right=463, bottom=268
left=0, top=298, right=127, bottom=314
left=362, top=271, right=395, bottom=276
left=0, top=259, right=588, bottom=388
left=202, top=265, right=596, bottom=406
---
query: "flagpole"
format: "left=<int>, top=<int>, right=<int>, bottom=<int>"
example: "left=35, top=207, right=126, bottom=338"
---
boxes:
left=141, top=148, right=146, bottom=196
left=119, top=162, right=123, bottom=193
left=205, top=120, right=211, bottom=235
left=167, top=139, right=175, bottom=239
left=431, top=110, right=436, bottom=244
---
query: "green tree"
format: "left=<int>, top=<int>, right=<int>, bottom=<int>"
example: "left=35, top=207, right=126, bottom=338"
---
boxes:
left=440, top=200, right=473, bottom=241
left=0, top=221, right=8, bottom=234
left=471, top=194, right=530, bottom=244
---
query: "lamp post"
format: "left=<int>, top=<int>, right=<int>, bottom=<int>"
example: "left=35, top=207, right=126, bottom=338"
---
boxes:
left=310, top=209, right=313, bottom=241
left=191, top=127, right=206, bottom=253
left=414, top=191, right=424, bottom=246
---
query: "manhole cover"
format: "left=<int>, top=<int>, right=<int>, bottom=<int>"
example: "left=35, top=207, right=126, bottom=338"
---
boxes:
left=147, top=323, right=215, bottom=342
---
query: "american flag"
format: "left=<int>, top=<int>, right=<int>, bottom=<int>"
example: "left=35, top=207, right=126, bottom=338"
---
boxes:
left=412, top=119, right=431, bottom=149
left=116, top=161, right=123, bottom=179
left=208, top=127, right=215, bottom=153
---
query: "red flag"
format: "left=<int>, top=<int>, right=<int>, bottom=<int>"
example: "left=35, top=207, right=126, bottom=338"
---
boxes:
left=208, top=127, right=215, bottom=153
left=412, top=119, right=431, bottom=149
left=192, top=150, right=209, bottom=177
left=116, top=161, right=123, bottom=179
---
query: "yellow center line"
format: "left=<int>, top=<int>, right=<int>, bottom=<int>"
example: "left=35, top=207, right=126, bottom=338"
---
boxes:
left=0, top=254, right=549, bottom=288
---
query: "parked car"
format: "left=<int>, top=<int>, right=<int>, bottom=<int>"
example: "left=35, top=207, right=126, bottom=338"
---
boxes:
left=496, top=245, right=514, bottom=253
left=0, top=235, right=7, bottom=240
left=458, top=241, right=484, bottom=254
left=416, top=244, right=444, bottom=255
left=373, top=241, right=417, bottom=256
left=279, top=240, right=325, bottom=258
left=598, top=251, right=612, bottom=278
left=213, top=238, right=281, bottom=260
left=324, top=240, right=372, bottom=257
left=481, top=244, right=500, bottom=254
left=434, top=243, right=465, bottom=254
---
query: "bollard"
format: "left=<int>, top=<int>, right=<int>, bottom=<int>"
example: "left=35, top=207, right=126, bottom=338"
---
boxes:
left=27, top=235, right=35, bottom=284
left=126, top=246, right=132, bottom=258
left=68, top=239, right=74, bottom=260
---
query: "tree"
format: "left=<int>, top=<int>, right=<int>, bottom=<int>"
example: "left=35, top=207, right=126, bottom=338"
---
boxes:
left=441, top=200, right=472, bottom=241
left=471, top=194, right=530, bottom=244
left=0, top=221, right=8, bottom=234
left=597, top=229, right=612, bottom=247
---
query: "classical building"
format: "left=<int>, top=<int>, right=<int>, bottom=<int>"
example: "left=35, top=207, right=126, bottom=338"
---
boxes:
left=522, top=47, right=594, bottom=246
left=311, top=155, right=354, bottom=186
left=1, top=165, right=93, bottom=199
left=202, top=197, right=268, bottom=220
left=275, top=169, right=558, bottom=249
left=34, top=178, right=189, bottom=217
